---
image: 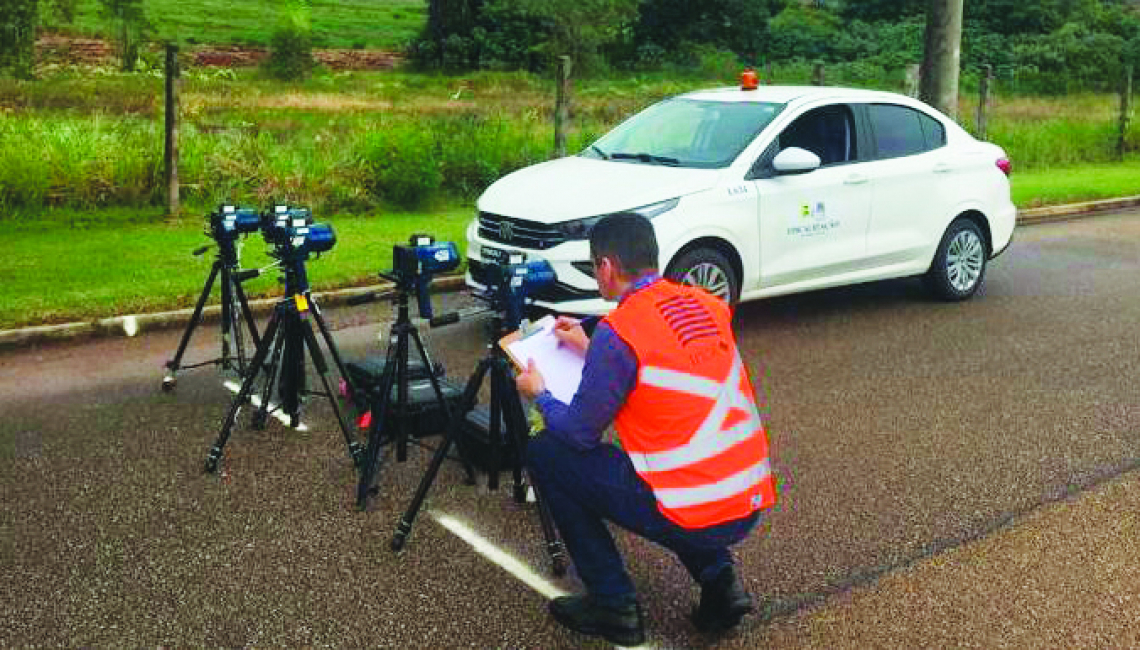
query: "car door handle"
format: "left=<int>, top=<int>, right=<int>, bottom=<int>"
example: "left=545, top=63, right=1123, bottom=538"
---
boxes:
left=933, top=163, right=953, bottom=173
left=843, top=174, right=869, bottom=185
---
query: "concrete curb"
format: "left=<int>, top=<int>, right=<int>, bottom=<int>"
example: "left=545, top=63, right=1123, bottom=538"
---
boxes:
left=0, top=275, right=468, bottom=352
left=1016, top=195, right=1140, bottom=225
left=3, top=197, right=1139, bottom=352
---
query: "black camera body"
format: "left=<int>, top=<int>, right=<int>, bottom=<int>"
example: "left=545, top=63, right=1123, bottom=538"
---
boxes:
left=208, top=204, right=261, bottom=241
left=261, top=205, right=336, bottom=263
left=478, top=255, right=556, bottom=329
left=387, top=234, right=460, bottom=319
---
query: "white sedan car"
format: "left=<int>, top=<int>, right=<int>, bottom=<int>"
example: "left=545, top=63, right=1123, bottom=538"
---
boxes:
left=466, top=83, right=1015, bottom=314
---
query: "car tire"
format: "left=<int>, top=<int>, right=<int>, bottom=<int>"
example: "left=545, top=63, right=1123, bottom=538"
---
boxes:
left=925, top=218, right=988, bottom=302
left=666, top=247, right=740, bottom=305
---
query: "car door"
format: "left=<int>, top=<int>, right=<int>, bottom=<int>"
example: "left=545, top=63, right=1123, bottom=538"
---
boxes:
left=749, top=103, right=874, bottom=289
left=860, top=102, right=954, bottom=267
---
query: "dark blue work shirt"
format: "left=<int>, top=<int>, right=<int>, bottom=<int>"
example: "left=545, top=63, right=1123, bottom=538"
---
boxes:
left=534, top=273, right=661, bottom=450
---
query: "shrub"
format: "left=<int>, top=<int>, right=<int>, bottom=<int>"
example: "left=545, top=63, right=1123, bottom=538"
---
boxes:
left=358, top=126, right=444, bottom=209
left=265, top=2, right=315, bottom=81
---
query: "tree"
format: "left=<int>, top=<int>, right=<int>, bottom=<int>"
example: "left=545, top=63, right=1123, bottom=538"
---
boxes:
left=920, top=0, right=965, bottom=118
left=505, top=0, right=639, bottom=71
left=98, top=0, right=150, bottom=72
left=632, top=0, right=785, bottom=63
left=840, top=0, right=924, bottom=23
left=0, top=0, right=38, bottom=79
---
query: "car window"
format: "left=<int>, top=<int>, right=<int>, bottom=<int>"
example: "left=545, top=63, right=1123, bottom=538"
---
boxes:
left=776, top=104, right=858, bottom=167
left=585, top=98, right=785, bottom=169
left=868, top=104, right=940, bottom=159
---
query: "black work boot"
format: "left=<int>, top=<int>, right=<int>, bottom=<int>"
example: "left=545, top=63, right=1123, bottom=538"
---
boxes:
left=549, top=595, right=646, bottom=646
left=692, top=565, right=754, bottom=633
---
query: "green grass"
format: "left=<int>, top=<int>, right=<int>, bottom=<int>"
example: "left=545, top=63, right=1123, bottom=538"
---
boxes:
left=55, top=0, right=426, bottom=50
left=0, top=205, right=471, bottom=330
left=1011, top=162, right=1140, bottom=207
left=5, top=159, right=1138, bottom=331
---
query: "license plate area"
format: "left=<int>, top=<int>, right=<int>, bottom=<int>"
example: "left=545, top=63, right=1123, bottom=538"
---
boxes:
left=480, top=245, right=526, bottom=265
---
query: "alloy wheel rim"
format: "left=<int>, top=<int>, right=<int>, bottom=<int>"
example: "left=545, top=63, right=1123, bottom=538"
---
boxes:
left=682, top=263, right=732, bottom=301
left=946, top=230, right=984, bottom=293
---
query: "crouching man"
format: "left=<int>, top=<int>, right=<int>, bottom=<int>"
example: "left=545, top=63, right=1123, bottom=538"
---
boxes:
left=515, top=213, right=776, bottom=646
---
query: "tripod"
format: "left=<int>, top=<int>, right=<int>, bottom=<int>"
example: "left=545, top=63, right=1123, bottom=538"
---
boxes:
left=204, top=256, right=364, bottom=474
left=390, top=310, right=568, bottom=576
left=352, top=272, right=477, bottom=510
left=162, top=238, right=261, bottom=391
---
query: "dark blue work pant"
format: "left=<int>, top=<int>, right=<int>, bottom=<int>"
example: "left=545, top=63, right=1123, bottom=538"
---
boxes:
left=526, top=433, right=760, bottom=606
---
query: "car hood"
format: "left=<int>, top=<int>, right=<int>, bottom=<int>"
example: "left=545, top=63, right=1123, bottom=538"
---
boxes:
left=478, top=156, right=720, bottom=223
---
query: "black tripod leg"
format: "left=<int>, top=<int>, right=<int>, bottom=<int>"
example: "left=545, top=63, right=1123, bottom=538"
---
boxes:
left=205, top=310, right=281, bottom=473
left=300, top=317, right=365, bottom=467
left=501, top=361, right=568, bottom=577
left=219, top=266, right=235, bottom=371
left=229, top=271, right=260, bottom=375
left=278, top=314, right=307, bottom=425
left=391, top=358, right=491, bottom=551
left=233, top=273, right=262, bottom=350
left=251, top=316, right=287, bottom=430
left=164, top=261, right=221, bottom=391
left=309, top=300, right=361, bottom=400
left=409, top=328, right=477, bottom=484
left=355, top=341, right=401, bottom=509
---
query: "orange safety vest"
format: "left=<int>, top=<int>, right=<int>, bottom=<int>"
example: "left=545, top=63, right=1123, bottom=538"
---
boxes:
left=604, top=279, right=776, bottom=529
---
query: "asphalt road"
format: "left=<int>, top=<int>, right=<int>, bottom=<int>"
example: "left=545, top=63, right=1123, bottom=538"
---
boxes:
left=3, top=210, right=1139, bottom=647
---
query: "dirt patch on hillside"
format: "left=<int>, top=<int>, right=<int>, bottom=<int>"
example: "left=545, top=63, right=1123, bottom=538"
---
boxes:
left=35, top=35, right=403, bottom=71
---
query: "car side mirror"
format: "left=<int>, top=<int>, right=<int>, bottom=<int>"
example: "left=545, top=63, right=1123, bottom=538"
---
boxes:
left=772, top=147, right=821, bottom=175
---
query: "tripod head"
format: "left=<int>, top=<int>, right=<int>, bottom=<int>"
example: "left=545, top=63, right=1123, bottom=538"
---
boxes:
left=350, top=234, right=460, bottom=321
left=260, top=204, right=337, bottom=297
left=472, top=255, right=556, bottom=332
left=194, top=204, right=263, bottom=267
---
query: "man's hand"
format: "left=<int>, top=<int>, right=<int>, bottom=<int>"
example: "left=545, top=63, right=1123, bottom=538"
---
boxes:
left=515, top=358, right=546, bottom=400
left=552, top=315, right=589, bottom=357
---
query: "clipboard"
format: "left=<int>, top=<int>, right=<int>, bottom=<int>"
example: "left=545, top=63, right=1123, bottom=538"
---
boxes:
left=499, top=315, right=585, bottom=404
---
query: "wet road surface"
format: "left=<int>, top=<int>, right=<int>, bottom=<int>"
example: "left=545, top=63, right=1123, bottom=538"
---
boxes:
left=3, top=210, right=1139, bottom=647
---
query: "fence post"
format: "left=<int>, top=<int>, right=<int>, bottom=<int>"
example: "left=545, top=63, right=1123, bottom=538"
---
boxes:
left=905, top=64, right=921, bottom=98
left=811, top=61, right=825, bottom=86
left=164, top=43, right=180, bottom=216
left=554, top=56, right=573, bottom=158
left=976, top=64, right=992, bottom=140
left=1119, top=64, right=1134, bottom=161
left=765, top=61, right=773, bottom=84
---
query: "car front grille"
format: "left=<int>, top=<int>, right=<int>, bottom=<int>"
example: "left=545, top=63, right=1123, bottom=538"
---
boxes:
left=478, top=212, right=565, bottom=250
left=468, top=260, right=599, bottom=304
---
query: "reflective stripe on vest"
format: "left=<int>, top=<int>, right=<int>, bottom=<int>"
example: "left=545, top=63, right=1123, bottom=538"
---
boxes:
left=653, top=458, right=771, bottom=509
left=628, top=352, right=762, bottom=474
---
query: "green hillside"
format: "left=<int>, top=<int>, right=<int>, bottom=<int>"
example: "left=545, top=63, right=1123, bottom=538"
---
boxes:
left=58, top=0, right=426, bottom=50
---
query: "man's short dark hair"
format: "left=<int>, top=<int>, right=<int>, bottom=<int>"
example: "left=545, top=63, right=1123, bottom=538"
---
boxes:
left=589, top=213, right=659, bottom=275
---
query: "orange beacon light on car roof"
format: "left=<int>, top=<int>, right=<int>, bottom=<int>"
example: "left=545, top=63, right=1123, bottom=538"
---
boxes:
left=741, top=68, right=759, bottom=90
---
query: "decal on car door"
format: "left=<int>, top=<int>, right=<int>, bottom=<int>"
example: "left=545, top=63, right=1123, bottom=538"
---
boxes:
left=787, top=201, right=840, bottom=237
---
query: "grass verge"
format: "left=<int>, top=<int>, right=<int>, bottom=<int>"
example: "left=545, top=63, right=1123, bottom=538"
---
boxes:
left=1, top=205, right=471, bottom=330
left=4, top=163, right=1139, bottom=332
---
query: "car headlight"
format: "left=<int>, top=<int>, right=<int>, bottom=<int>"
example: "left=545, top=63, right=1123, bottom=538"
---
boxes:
left=554, top=197, right=680, bottom=241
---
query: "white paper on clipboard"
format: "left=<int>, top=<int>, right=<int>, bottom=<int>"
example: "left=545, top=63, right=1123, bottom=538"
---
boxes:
left=504, top=315, right=585, bottom=404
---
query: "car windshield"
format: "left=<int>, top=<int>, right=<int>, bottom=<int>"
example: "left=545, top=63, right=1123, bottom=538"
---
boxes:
left=583, top=98, right=785, bottom=169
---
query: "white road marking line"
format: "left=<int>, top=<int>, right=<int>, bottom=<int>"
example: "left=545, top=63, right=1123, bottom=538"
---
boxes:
left=223, top=380, right=309, bottom=432
left=430, top=511, right=659, bottom=650
left=432, top=511, right=568, bottom=600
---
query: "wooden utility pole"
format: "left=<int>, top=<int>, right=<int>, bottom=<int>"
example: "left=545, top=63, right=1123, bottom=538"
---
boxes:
left=554, top=56, right=572, bottom=158
left=164, top=43, right=180, bottom=216
left=920, top=0, right=965, bottom=119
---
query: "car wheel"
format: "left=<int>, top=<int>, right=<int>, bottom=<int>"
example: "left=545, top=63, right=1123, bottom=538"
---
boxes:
left=666, top=247, right=739, bottom=304
left=925, top=218, right=988, bottom=301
